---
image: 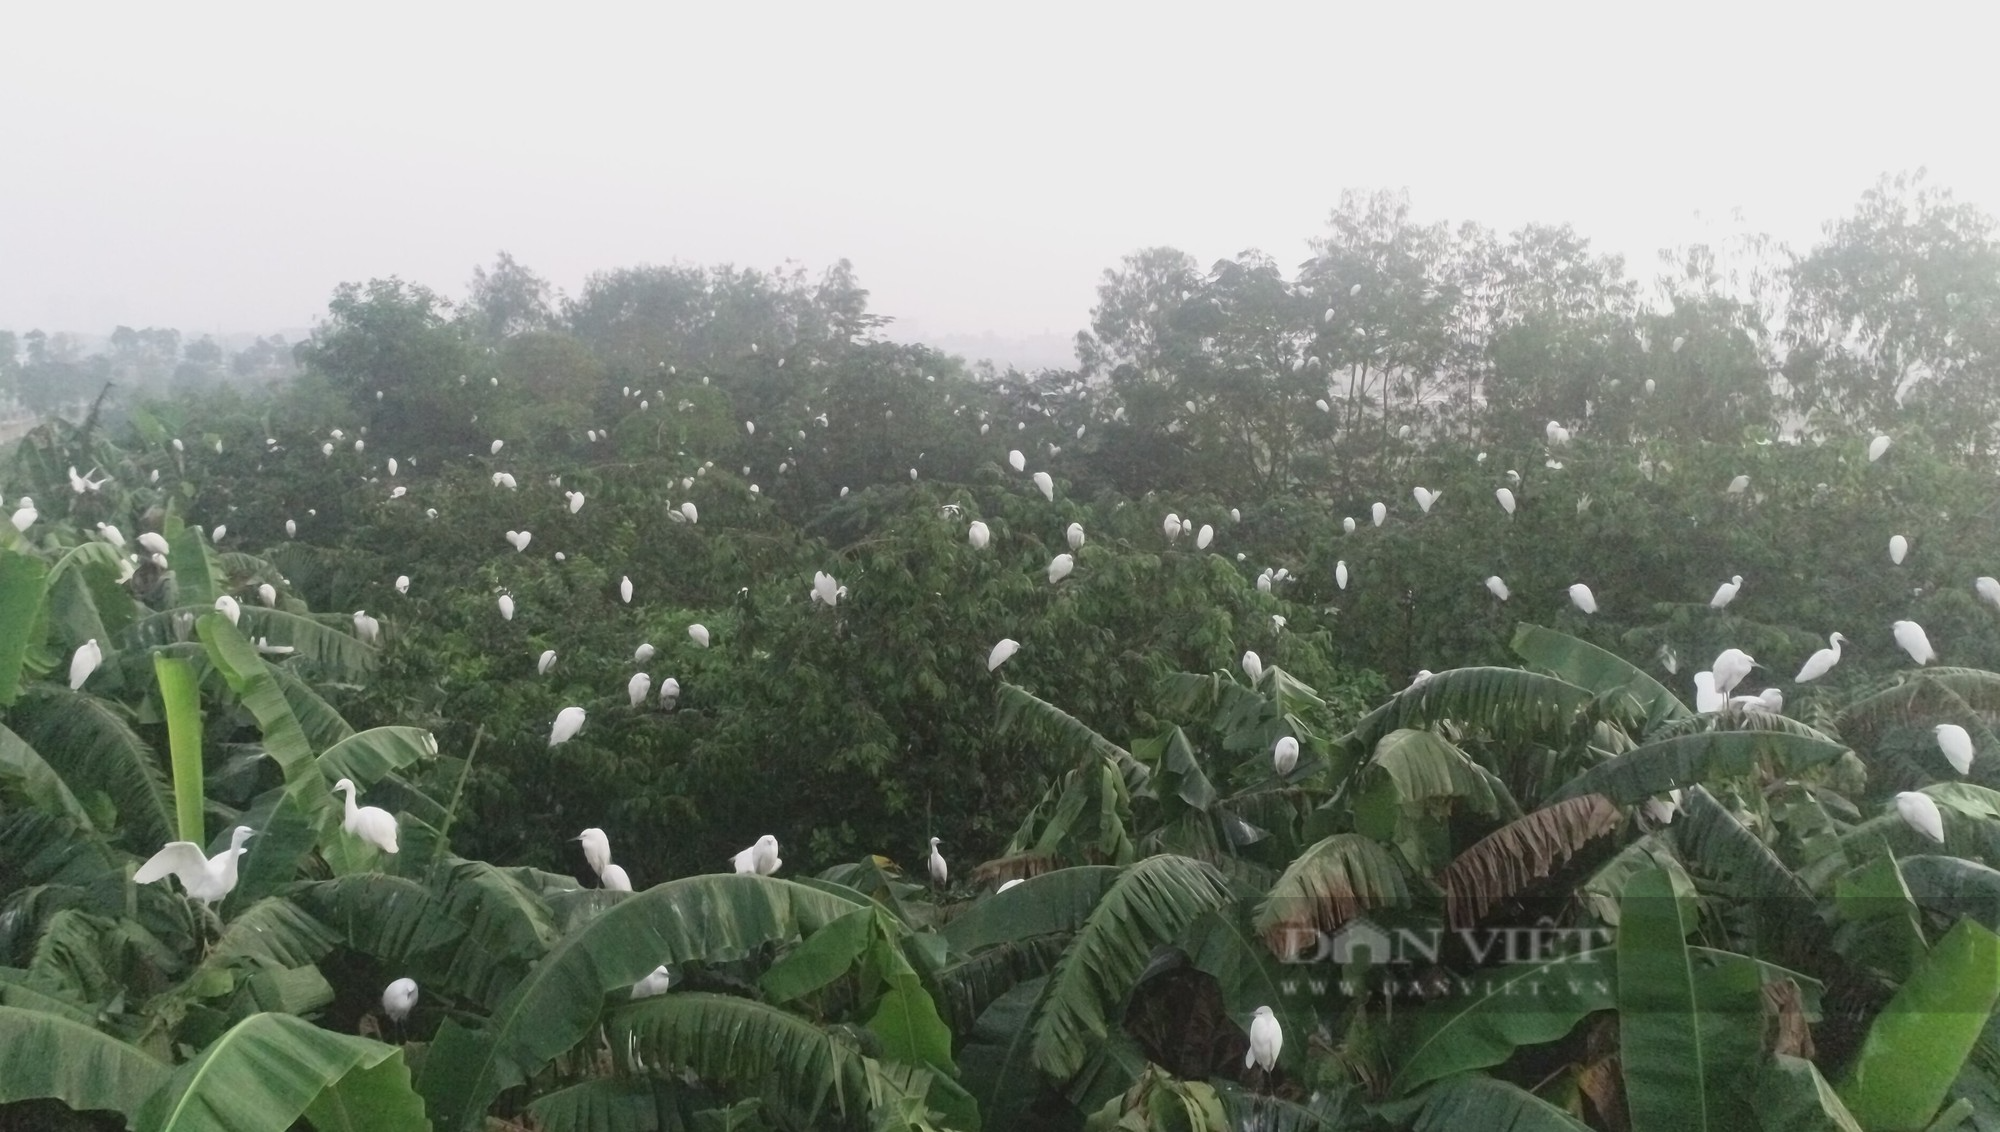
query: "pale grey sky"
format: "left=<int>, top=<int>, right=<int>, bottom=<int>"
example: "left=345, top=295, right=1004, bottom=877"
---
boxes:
left=4, top=1, right=1996, bottom=356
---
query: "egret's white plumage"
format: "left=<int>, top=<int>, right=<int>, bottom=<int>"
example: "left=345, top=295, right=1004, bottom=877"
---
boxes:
left=1694, top=671, right=1724, bottom=713
left=1795, top=633, right=1846, bottom=683
left=1568, top=584, right=1597, bottom=614
left=1711, top=649, right=1754, bottom=697
left=928, top=837, right=947, bottom=886
left=258, top=583, right=277, bottom=607
left=1335, top=561, right=1348, bottom=590
left=68, top=639, right=102, bottom=690
left=285, top=519, right=296, bottom=538
left=214, top=595, right=241, bottom=627
left=1196, top=524, right=1213, bottom=549
left=1495, top=487, right=1515, bottom=515
left=1242, top=651, right=1263, bottom=685
left=333, top=778, right=399, bottom=853
left=1164, top=514, right=1182, bottom=541
left=634, top=643, right=655, bottom=664
left=1342, top=517, right=1356, bottom=534
left=1048, top=554, right=1074, bottom=584
left=730, top=834, right=782, bottom=875
left=538, top=649, right=558, bottom=675
left=601, top=863, right=633, bottom=891
left=1727, top=475, right=1749, bottom=494
left=631, top=966, right=673, bottom=999
left=498, top=594, right=515, bottom=621
left=1066, top=523, right=1085, bottom=549
left=1896, top=791, right=1945, bottom=843
left=1273, top=736, right=1299, bottom=776
left=395, top=575, right=410, bottom=595
left=987, top=639, right=1020, bottom=672
left=969, top=521, right=991, bottom=549
left=1032, top=471, right=1054, bottom=501
left=1008, top=450, right=1025, bottom=472
left=382, top=978, right=418, bottom=1024
left=620, top=576, right=633, bottom=604
left=1485, top=576, right=1510, bottom=601
left=658, top=677, right=680, bottom=710
left=577, top=828, right=612, bottom=877
left=681, top=501, right=698, bottom=523
left=353, top=610, right=381, bottom=644
left=1868, top=434, right=1891, bottom=462
left=1894, top=620, right=1937, bottom=665
left=628, top=672, right=652, bottom=707
left=10, top=500, right=35, bottom=531
left=689, top=624, right=710, bottom=647
left=1938, top=724, right=1976, bottom=775
left=811, top=571, right=841, bottom=607
left=138, top=531, right=169, bottom=556
left=1710, top=575, right=1742, bottom=610
left=134, top=825, right=255, bottom=904
left=550, top=706, right=586, bottom=746
left=1413, top=487, right=1439, bottom=513
left=1979, top=577, right=2000, bottom=610
left=1890, top=535, right=1909, bottom=565
left=1246, top=1006, right=1283, bottom=1071
left=1371, top=502, right=1386, bottom=526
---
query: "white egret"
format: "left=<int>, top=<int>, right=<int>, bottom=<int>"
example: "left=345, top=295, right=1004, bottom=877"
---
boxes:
left=1336, top=561, right=1349, bottom=590
left=1895, top=791, right=1945, bottom=843
left=138, top=531, right=168, bottom=556
left=509, top=530, right=534, bottom=552
left=969, top=521, right=991, bottom=549
left=322, top=442, right=334, bottom=457
left=1644, top=378, right=1656, bottom=393
left=172, top=438, right=184, bottom=452
left=352, top=611, right=381, bottom=644
left=1316, top=398, right=1330, bottom=412
left=1978, top=577, right=2000, bottom=610
left=134, top=825, right=255, bottom=905
left=1710, top=575, right=1743, bottom=609
left=569, top=492, right=585, bottom=514
left=634, top=643, right=656, bottom=664
left=395, top=575, right=410, bottom=594
left=538, top=649, right=558, bottom=675
left=601, top=864, right=633, bottom=891
left=620, top=576, right=633, bottom=603
left=1727, top=475, right=1749, bottom=494
left=628, top=672, right=652, bottom=707
left=1273, top=736, right=1299, bottom=777
left=1868, top=435, right=1891, bottom=462
left=1196, top=524, right=1214, bottom=549
left=1413, top=487, right=1439, bottom=513
left=1342, top=517, right=1356, bottom=534
left=1048, top=554, right=1074, bottom=584
left=1644, top=790, right=1682, bottom=825
left=1894, top=620, right=1937, bottom=665
left=382, top=978, right=418, bottom=1024
left=1242, top=651, right=1263, bottom=685
left=730, top=834, right=782, bottom=875
left=1496, top=487, right=1516, bottom=515
left=811, top=571, right=841, bottom=607
left=1711, top=649, right=1755, bottom=697
left=658, top=677, right=680, bottom=710
left=1230, top=508, right=1241, bottom=523
left=68, top=639, right=102, bottom=690
left=987, top=639, right=1020, bottom=672
left=285, top=519, right=296, bottom=538
left=258, top=583, right=277, bottom=607
left=1164, top=514, right=1182, bottom=541
left=1256, top=570, right=1272, bottom=593
left=1485, top=576, right=1510, bottom=601
left=631, top=966, right=673, bottom=999
left=10, top=499, right=35, bottom=531
left=492, top=472, right=517, bottom=490
left=211, top=525, right=227, bottom=543
left=549, top=706, right=587, bottom=746
left=1694, top=672, right=1724, bottom=712
left=214, top=595, right=241, bottom=627
left=1371, top=502, right=1386, bottom=526
left=681, top=501, right=698, bottom=523
left=1066, top=523, right=1085, bottom=549
left=1032, top=472, right=1054, bottom=501
left=490, top=439, right=505, bottom=454
left=1671, top=335, right=1686, bottom=353
left=928, top=837, right=948, bottom=886
left=1938, top=724, right=1976, bottom=775
left=387, top=458, right=398, bottom=476
left=333, top=778, right=399, bottom=853
left=1890, top=535, right=1908, bottom=565
left=389, top=486, right=406, bottom=499
left=689, top=624, right=710, bottom=648
left=1008, top=450, right=1026, bottom=472
left=1568, top=584, right=1597, bottom=614
left=498, top=594, right=515, bottom=621
left=1246, top=1006, right=1283, bottom=1071
left=1795, top=633, right=1847, bottom=682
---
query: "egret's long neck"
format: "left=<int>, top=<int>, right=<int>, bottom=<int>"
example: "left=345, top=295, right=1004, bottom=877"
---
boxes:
left=339, top=784, right=358, bottom=819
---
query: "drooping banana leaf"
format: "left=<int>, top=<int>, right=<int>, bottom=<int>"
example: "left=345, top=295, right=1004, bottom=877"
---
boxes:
left=0, top=1003, right=172, bottom=1123
left=1838, top=916, right=2000, bottom=1130
left=135, top=1011, right=426, bottom=1132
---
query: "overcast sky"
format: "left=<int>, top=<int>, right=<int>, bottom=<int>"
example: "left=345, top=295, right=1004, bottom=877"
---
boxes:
left=5, top=1, right=1997, bottom=354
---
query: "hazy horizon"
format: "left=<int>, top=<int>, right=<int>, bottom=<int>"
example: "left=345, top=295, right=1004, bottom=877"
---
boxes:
left=6, top=2, right=1998, bottom=361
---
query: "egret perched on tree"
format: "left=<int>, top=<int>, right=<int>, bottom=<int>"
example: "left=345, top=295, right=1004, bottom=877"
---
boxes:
left=10, top=498, right=35, bottom=531
left=987, top=639, right=1019, bottom=672
left=632, top=966, right=673, bottom=998
left=1868, top=434, right=1891, bottom=462
left=1246, top=1006, right=1283, bottom=1071
left=658, top=677, right=680, bottom=710
left=1008, top=450, right=1025, bottom=472
left=333, top=778, right=399, bottom=853
left=1795, top=633, right=1847, bottom=682
left=538, top=649, right=558, bottom=675
left=1413, top=487, right=1439, bottom=513
left=928, top=837, right=948, bottom=886
left=1342, top=517, right=1356, bottom=534
left=138, top=531, right=168, bottom=556
left=628, top=672, right=652, bottom=707
left=1273, top=736, right=1299, bottom=776
left=634, top=642, right=655, bottom=664
left=1163, top=514, right=1182, bottom=541
left=1371, top=502, right=1387, bottom=526
left=395, top=575, right=410, bottom=594
left=731, top=835, right=781, bottom=875
left=1896, top=791, right=1945, bottom=843
left=285, top=518, right=297, bottom=538
left=1894, top=620, right=1937, bottom=665
left=505, top=530, right=532, bottom=552
left=1065, top=523, right=1085, bottom=549
left=498, top=594, right=515, bottom=621
left=69, top=639, right=102, bottom=690
left=135, top=826, right=255, bottom=905
left=620, top=576, right=633, bottom=603
left=811, top=571, right=841, bottom=606
left=1485, top=576, right=1510, bottom=601
left=382, top=978, right=418, bottom=1025
left=1048, top=554, right=1074, bottom=583
left=568, top=491, right=585, bottom=514
left=1671, top=335, right=1686, bottom=353
left=353, top=610, right=381, bottom=644
left=214, top=595, right=240, bottom=627
left=689, top=624, right=710, bottom=647
left=1889, top=535, right=1908, bottom=565
left=601, top=863, right=633, bottom=891
left=1726, top=475, right=1749, bottom=494
left=550, top=706, right=586, bottom=746
left=1979, top=577, right=2000, bottom=610
left=1694, top=672, right=1724, bottom=712
left=1196, top=523, right=1213, bottom=549
left=968, top=521, right=991, bottom=549
left=681, top=501, right=698, bottom=523
left=1032, top=472, right=1054, bottom=501
left=576, top=827, right=612, bottom=877
left=1568, top=584, right=1597, bottom=614
left=1938, top=724, right=1976, bottom=775
left=1495, top=487, right=1515, bottom=515
left=492, top=472, right=517, bottom=490
left=1710, top=575, right=1743, bottom=609
left=1711, top=649, right=1754, bottom=697
left=1336, top=561, right=1349, bottom=590
left=258, top=583, right=277, bottom=607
